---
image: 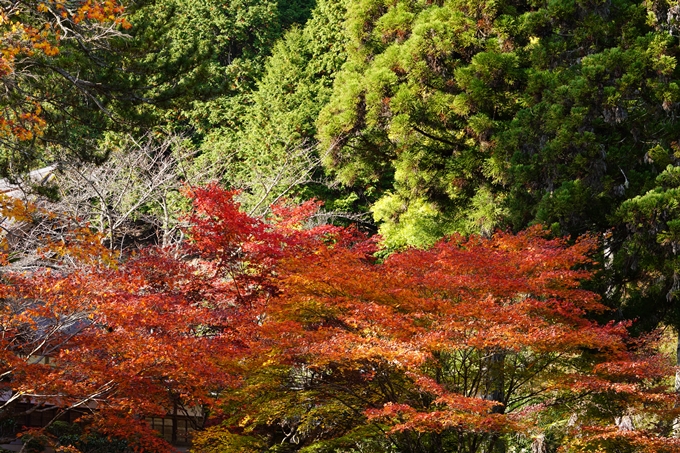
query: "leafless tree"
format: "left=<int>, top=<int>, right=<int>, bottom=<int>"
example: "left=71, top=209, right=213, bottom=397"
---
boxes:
left=55, top=133, right=198, bottom=252
left=0, top=133, right=207, bottom=270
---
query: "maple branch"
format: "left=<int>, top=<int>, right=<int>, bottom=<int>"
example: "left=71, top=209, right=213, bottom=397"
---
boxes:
left=504, top=353, right=565, bottom=410
left=315, top=386, right=401, bottom=450
left=0, top=390, right=26, bottom=413
left=69, top=380, right=117, bottom=410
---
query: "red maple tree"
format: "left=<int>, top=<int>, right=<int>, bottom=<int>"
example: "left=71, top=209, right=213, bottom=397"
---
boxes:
left=203, top=225, right=679, bottom=452
left=0, top=186, right=338, bottom=452
left=1, top=187, right=678, bottom=453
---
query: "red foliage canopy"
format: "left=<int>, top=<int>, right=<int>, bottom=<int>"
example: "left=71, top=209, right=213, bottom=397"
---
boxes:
left=0, top=187, right=677, bottom=453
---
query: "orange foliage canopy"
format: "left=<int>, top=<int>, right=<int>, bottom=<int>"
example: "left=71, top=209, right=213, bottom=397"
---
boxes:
left=237, top=225, right=680, bottom=451
left=0, top=186, right=678, bottom=452
left=0, top=186, right=338, bottom=452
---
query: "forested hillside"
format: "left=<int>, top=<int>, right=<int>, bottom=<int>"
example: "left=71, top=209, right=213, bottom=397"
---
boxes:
left=3, top=0, right=680, bottom=451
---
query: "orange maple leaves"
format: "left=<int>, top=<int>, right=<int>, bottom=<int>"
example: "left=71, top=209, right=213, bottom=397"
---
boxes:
left=0, top=187, right=341, bottom=451
left=255, top=227, right=679, bottom=451
left=1, top=187, right=678, bottom=452
left=0, top=0, right=129, bottom=142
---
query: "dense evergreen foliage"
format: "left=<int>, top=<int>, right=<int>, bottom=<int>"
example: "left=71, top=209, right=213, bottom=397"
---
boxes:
left=193, top=0, right=349, bottom=214
left=318, top=0, right=680, bottom=247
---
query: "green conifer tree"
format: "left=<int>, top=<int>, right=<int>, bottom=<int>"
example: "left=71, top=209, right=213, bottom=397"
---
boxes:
left=317, top=0, right=680, bottom=251
left=195, top=0, right=352, bottom=215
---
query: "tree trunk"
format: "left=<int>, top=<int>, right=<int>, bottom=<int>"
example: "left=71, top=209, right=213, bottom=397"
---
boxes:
left=674, top=329, right=680, bottom=436
left=531, top=433, right=546, bottom=453
left=675, top=328, right=680, bottom=394
left=171, top=402, right=178, bottom=445
left=483, top=352, right=506, bottom=453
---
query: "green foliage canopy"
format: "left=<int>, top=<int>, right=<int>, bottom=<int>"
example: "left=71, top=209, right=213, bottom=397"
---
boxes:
left=318, top=0, right=680, bottom=249
left=194, top=0, right=351, bottom=214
